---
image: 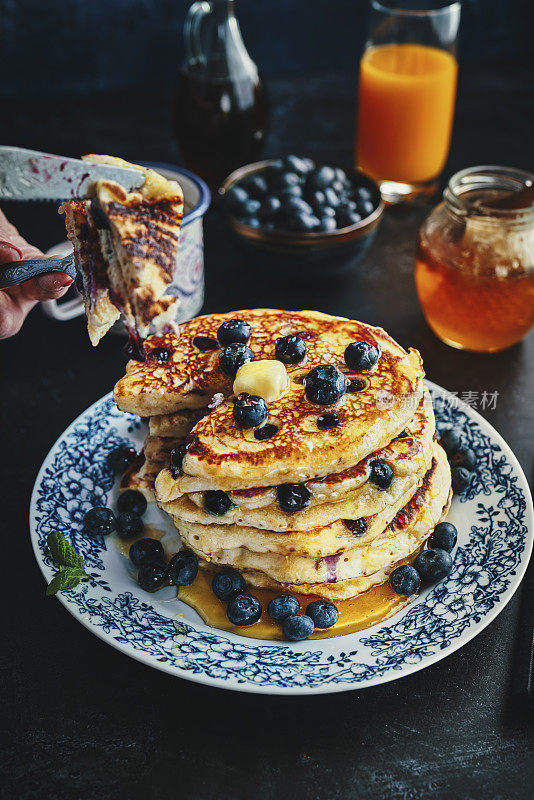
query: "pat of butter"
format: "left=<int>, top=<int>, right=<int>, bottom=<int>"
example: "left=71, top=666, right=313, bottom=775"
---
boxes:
left=233, top=360, right=289, bottom=403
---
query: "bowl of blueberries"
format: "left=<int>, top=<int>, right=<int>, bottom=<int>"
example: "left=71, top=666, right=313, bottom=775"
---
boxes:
left=220, top=155, right=384, bottom=275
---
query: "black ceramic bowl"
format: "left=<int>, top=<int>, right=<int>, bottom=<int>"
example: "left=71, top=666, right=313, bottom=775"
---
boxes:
left=219, top=160, right=384, bottom=276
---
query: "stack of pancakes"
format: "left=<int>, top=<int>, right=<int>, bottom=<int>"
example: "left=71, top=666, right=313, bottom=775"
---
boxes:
left=114, top=309, right=452, bottom=601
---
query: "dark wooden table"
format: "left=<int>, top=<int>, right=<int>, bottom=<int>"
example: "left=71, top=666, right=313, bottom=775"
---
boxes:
left=1, top=66, right=533, bottom=799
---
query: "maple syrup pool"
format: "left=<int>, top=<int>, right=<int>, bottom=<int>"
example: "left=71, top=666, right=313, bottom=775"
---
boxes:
left=112, top=533, right=410, bottom=640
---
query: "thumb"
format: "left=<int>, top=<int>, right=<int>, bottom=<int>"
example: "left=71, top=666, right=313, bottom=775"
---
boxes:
left=32, top=271, right=74, bottom=299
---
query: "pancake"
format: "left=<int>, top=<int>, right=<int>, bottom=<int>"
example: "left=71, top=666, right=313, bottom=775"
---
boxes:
left=127, top=309, right=425, bottom=492
left=149, top=408, right=205, bottom=438
left=62, top=199, right=121, bottom=345
left=61, top=155, right=184, bottom=343
left=158, top=388, right=434, bottom=517
left=172, top=444, right=450, bottom=594
left=168, top=471, right=422, bottom=559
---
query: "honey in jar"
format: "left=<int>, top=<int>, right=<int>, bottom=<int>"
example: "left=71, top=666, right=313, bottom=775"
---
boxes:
left=415, top=166, right=534, bottom=352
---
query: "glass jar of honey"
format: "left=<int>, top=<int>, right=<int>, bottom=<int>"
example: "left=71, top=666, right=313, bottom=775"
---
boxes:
left=415, top=166, right=534, bottom=352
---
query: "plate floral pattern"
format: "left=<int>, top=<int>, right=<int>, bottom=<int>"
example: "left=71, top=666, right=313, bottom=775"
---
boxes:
left=30, top=382, right=533, bottom=694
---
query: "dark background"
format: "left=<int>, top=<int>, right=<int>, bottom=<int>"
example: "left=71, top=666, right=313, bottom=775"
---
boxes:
left=1, top=1, right=534, bottom=799
left=0, top=0, right=533, bottom=99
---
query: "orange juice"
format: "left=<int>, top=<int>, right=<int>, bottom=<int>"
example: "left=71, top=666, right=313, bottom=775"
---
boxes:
left=357, top=44, right=458, bottom=185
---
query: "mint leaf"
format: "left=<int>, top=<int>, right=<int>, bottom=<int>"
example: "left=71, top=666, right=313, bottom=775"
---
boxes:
left=46, top=566, right=88, bottom=596
left=46, top=531, right=88, bottom=595
left=47, top=530, right=84, bottom=569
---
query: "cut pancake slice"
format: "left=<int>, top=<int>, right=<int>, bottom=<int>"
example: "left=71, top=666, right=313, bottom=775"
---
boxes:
left=170, top=444, right=450, bottom=595
left=62, top=200, right=120, bottom=345
left=61, top=155, right=184, bottom=344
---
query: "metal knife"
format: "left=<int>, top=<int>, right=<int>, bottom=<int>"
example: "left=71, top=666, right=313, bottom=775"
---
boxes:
left=0, top=146, right=145, bottom=201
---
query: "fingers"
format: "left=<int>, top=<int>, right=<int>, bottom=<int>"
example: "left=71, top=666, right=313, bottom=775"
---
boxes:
left=0, top=291, right=25, bottom=338
left=32, top=271, right=74, bottom=299
left=0, top=240, right=24, bottom=262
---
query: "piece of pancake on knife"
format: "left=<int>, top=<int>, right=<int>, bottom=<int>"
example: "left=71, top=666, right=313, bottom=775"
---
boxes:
left=61, top=155, right=184, bottom=345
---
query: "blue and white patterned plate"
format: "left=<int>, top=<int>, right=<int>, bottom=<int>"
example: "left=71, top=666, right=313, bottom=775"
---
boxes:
left=30, top=381, right=533, bottom=695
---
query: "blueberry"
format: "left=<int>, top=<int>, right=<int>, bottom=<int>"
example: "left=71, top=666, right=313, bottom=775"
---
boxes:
left=192, top=335, right=219, bottom=351
left=204, top=490, right=234, bottom=516
left=241, top=198, right=260, bottom=217
left=254, top=423, right=278, bottom=441
left=115, top=511, right=144, bottom=539
left=281, top=197, right=314, bottom=216
left=318, top=216, right=337, bottom=231
left=283, top=614, right=314, bottom=641
left=332, top=180, right=345, bottom=194
left=275, top=334, right=307, bottom=364
left=429, top=522, right=457, bottom=553
left=334, top=168, right=349, bottom=184
left=129, top=538, right=164, bottom=567
left=226, top=185, right=248, bottom=211
left=338, top=199, right=357, bottom=213
left=346, top=378, right=366, bottom=393
left=310, top=190, right=326, bottom=210
left=274, top=171, right=300, bottom=189
left=344, top=341, right=379, bottom=371
left=279, top=184, right=303, bottom=200
left=369, top=459, right=394, bottom=489
left=390, top=564, right=421, bottom=595
left=304, top=364, right=347, bottom=405
left=355, top=185, right=373, bottom=202
left=148, top=347, right=172, bottom=361
left=341, top=519, right=366, bottom=539
left=267, top=594, right=300, bottom=621
left=440, top=428, right=462, bottom=457
left=451, top=466, right=471, bottom=494
left=83, top=507, right=116, bottom=536
left=137, top=561, right=169, bottom=592
left=277, top=483, right=311, bottom=513
left=107, top=444, right=137, bottom=473
left=212, top=568, right=247, bottom=601
left=321, top=206, right=336, bottom=217
left=169, top=550, right=198, bottom=586
left=308, top=166, right=336, bottom=190
left=170, top=443, right=187, bottom=477
left=244, top=174, right=268, bottom=198
left=233, top=392, right=268, bottom=428
left=413, top=548, right=453, bottom=583
left=450, top=447, right=476, bottom=472
left=284, top=155, right=313, bottom=175
left=324, top=187, right=340, bottom=209
left=306, top=600, right=339, bottom=628
left=337, top=209, right=362, bottom=228
left=117, top=490, right=147, bottom=516
left=259, top=196, right=281, bottom=221
left=317, top=412, right=340, bottom=430
left=241, top=216, right=260, bottom=228
left=358, top=199, right=376, bottom=217
left=226, top=592, right=262, bottom=626
left=286, top=213, right=320, bottom=232
left=219, top=343, right=254, bottom=377
left=217, top=318, right=251, bottom=346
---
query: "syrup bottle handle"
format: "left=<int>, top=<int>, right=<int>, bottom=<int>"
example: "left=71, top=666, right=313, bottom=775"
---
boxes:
left=184, top=1, right=211, bottom=65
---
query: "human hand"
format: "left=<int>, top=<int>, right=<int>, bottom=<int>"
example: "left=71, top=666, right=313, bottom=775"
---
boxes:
left=0, top=209, right=73, bottom=338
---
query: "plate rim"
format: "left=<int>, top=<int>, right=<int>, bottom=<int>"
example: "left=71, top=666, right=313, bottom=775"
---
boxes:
left=29, top=380, right=534, bottom=695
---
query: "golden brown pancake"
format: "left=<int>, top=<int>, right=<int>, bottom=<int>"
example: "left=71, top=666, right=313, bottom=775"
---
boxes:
left=116, top=309, right=425, bottom=490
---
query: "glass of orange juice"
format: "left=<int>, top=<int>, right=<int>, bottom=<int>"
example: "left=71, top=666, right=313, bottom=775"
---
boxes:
left=356, top=1, right=461, bottom=204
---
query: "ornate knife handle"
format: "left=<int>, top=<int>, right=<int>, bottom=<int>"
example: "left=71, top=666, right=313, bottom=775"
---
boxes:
left=0, top=252, right=75, bottom=290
